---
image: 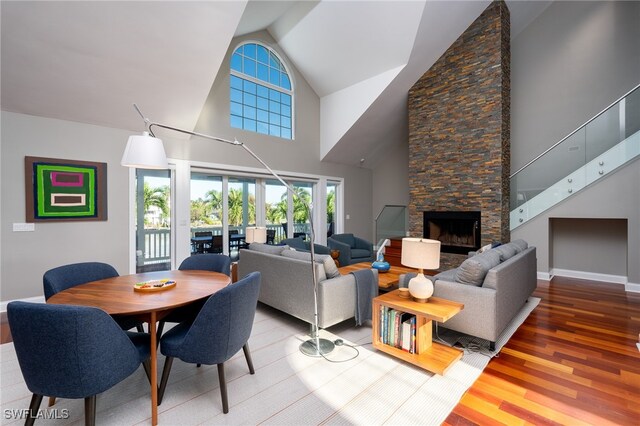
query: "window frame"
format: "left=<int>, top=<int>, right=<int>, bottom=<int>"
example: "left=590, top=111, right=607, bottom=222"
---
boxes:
left=230, top=40, right=295, bottom=140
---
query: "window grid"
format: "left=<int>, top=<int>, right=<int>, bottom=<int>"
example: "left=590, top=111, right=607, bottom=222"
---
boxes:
left=230, top=42, right=293, bottom=140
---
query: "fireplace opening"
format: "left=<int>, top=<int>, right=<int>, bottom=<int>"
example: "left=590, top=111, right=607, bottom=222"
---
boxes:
left=423, top=211, right=481, bottom=254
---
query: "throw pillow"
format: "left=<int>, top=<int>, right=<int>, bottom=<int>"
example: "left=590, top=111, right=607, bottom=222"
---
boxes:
left=510, top=239, right=528, bottom=253
left=248, top=243, right=289, bottom=255
left=454, top=250, right=500, bottom=286
left=281, top=250, right=340, bottom=279
left=493, top=244, right=517, bottom=261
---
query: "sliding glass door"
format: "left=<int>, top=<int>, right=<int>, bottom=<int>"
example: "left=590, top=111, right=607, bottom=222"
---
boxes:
left=135, top=169, right=172, bottom=273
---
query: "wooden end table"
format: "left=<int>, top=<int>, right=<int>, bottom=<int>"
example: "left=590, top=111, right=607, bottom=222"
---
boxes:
left=372, top=290, right=464, bottom=375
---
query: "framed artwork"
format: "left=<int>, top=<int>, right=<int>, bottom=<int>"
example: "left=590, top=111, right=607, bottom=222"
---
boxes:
left=25, top=156, right=108, bottom=222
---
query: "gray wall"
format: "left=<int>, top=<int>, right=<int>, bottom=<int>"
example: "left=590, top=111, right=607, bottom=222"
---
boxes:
left=0, top=31, right=374, bottom=302
left=1, top=112, right=132, bottom=301
left=511, top=0, right=640, bottom=285
left=550, top=218, right=627, bottom=276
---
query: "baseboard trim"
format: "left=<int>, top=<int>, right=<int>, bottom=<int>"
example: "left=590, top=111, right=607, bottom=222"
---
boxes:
left=537, top=272, right=551, bottom=281
left=625, top=282, right=640, bottom=293
left=0, top=296, right=45, bottom=313
left=550, top=268, right=627, bottom=285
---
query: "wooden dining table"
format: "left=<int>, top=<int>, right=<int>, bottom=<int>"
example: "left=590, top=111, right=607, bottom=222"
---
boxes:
left=47, top=269, right=231, bottom=425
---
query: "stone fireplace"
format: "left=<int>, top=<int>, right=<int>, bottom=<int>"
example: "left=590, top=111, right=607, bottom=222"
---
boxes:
left=408, top=1, right=511, bottom=270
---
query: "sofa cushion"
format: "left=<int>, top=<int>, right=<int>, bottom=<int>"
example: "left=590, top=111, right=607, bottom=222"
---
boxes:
left=434, top=268, right=457, bottom=282
left=351, top=249, right=371, bottom=259
left=510, top=239, right=528, bottom=253
left=248, top=243, right=289, bottom=255
left=454, top=250, right=501, bottom=286
left=493, top=244, right=517, bottom=261
left=280, top=250, right=339, bottom=279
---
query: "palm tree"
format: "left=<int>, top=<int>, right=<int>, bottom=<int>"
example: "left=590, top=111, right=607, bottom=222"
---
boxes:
left=143, top=183, right=169, bottom=227
left=205, top=189, right=222, bottom=222
left=326, top=189, right=335, bottom=223
left=227, top=189, right=256, bottom=226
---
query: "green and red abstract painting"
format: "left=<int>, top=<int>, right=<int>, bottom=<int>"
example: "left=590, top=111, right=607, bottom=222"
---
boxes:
left=25, top=156, right=107, bottom=222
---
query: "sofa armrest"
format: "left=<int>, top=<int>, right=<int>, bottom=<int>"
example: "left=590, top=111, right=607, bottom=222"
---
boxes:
left=432, top=279, right=498, bottom=341
left=328, top=238, right=351, bottom=265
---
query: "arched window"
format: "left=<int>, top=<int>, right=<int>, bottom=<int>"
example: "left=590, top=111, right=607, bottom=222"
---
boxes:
left=230, top=42, right=293, bottom=139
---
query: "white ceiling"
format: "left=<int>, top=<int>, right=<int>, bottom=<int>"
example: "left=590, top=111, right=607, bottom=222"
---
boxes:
left=1, top=1, right=552, bottom=165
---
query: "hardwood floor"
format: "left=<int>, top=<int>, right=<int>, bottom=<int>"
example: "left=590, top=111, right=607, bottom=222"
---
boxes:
left=446, top=276, right=640, bottom=425
left=2, top=276, right=639, bottom=424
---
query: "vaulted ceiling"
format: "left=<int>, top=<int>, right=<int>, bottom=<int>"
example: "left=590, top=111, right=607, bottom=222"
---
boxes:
left=1, top=1, right=552, bottom=167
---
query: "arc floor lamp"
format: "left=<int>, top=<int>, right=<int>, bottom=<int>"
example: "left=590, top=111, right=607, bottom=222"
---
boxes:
left=122, top=104, right=335, bottom=357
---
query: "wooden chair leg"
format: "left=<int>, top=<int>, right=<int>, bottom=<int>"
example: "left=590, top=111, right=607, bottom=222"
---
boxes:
left=84, top=395, right=96, bottom=426
left=157, top=356, right=174, bottom=405
left=136, top=324, right=145, bottom=333
left=47, top=396, right=56, bottom=407
left=26, top=394, right=43, bottom=426
left=243, top=343, right=255, bottom=374
left=217, top=363, right=229, bottom=414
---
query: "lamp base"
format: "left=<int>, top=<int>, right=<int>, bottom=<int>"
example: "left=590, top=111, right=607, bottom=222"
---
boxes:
left=412, top=296, right=428, bottom=303
left=299, top=338, right=336, bottom=357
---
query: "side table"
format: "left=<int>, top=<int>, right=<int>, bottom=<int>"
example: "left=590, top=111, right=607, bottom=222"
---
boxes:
left=330, top=249, right=340, bottom=267
left=372, top=290, right=464, bottom=375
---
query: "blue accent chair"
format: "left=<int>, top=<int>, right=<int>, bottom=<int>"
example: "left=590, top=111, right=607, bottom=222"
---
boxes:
left=282, top=236, right=331, bottom=255
left=157, top=271, right=261, bottom=413
left=327, top=233, right=374, bottom=266
left=156, top=254, right=232, bottom=338
left=43, top=262, right=144, bottom=333
left=7, top=301, right=151, bottom=426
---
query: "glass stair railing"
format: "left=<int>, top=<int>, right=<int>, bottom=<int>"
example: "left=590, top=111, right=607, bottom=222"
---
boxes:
left=375, top=205, right=407, bottom=242
left=510, top=84, right=640, bottom=230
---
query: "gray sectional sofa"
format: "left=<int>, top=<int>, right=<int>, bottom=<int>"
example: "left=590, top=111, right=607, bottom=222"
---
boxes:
left=237, top=244, right=377, bottom=328
left=400, top=239, right=537, bottom=349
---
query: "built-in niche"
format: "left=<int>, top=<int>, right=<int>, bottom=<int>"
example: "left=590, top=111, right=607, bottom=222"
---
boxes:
left=550, top=218, right=628, bottom=281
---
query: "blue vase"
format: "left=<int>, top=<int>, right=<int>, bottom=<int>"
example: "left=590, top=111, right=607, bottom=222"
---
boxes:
left=371, top=258, right=390, bottom=273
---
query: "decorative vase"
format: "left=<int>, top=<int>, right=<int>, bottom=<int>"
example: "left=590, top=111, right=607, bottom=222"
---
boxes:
left=371, top=254, right=390, bottom=273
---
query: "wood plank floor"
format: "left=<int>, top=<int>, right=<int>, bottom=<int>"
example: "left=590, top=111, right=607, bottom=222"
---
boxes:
left=2, top=276, right=639, bottom=425
left=446, top=276, right=640, bottom=425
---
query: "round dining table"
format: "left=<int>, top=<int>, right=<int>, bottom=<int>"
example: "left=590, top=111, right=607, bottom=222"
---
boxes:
left=47, top=269, right=231, bottom=426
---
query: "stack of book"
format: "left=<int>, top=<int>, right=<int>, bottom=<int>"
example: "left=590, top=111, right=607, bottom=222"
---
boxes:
left=378, top=306, right=416, bottom=353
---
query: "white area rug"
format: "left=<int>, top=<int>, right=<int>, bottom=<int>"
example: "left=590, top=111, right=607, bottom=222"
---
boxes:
left=0, top=297, right=539, bottom=425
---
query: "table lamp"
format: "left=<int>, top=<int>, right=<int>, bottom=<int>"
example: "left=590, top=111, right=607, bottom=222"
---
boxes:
left=245, top=227, right=267, bottom=244
left=401, top=238, right=440, bottom=303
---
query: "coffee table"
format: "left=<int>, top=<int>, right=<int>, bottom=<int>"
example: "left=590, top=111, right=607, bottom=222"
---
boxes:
left=338, top=261, right=419, bottom=290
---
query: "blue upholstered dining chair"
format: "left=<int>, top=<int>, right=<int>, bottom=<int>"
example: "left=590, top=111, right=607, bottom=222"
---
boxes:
left=7, top=301, right=151, bottom=426
left=43, top=262, right=144, bottom=332
left=157, top=271, right=261, bottom=414
left=156, top=254, right=232, bottom=339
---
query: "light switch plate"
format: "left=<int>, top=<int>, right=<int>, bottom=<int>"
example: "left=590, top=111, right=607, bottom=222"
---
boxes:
left=13, top=223, right=35, bottom=232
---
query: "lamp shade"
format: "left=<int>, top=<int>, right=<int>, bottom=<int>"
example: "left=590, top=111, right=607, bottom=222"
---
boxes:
left=245, top=227, right=267, bottom=244
left=401, top=238, right=441, bottom=270
left=121, top=131, right=169, bottom=169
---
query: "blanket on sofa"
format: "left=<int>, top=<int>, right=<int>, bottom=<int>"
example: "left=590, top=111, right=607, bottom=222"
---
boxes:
left=350, top=269, right=377, bottom=326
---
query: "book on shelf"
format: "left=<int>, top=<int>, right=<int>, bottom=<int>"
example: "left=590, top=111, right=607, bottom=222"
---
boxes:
left=401, top=314, right=413, bottom=352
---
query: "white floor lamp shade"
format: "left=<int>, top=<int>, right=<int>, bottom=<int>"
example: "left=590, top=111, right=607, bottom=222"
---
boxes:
left=245, top=227, right=267, bottom=244
left=121, top=131, right=169, bottom=169
left=401, top=238, right=441, bottom=302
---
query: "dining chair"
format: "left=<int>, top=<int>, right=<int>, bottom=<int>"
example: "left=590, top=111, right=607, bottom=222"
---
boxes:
left=266, top=229, right=276, bottom=245
left=7, top=301, right=151, bottom=426
left=155, top=254, right=232, bottom=339
left=43, top=262, right=144, bottom=333
left=194, top=231, right=213, bottom=253
left=157, top=271, right=261, bottom=413
left=208, top=235, right=224, bottom=254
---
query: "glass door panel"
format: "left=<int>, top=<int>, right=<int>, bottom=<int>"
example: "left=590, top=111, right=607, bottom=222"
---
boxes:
left=228, top=177, right=256, bottom=254
left=265, top=179, right=287, bottom=243
left=190, top=173, right=223, bottom=254
left=326, top=182, right=337, bottom=238
left=292, top=181, right=313, bottom=241
left=135, top=169, right=171, bottom=273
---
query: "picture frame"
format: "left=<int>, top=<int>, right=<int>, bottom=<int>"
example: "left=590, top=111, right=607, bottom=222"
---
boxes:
left=24, top=156, right=108, bottom=222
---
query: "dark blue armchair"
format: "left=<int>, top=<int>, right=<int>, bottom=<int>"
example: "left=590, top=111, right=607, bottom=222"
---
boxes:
left=158, top=271, right=261, bottom=413
left=7, top=301, right=150, bottom=426
left=282, top=236, right=331, bottom=255
left=156, top=254, right=232, bottom=338
left=327, top=233, right=374, bottom=266
left=43, top=262, right=143, bottom=333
